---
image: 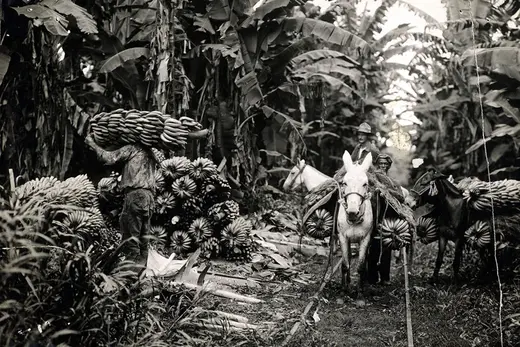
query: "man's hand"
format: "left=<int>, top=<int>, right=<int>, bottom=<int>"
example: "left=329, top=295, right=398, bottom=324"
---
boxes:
left=85, top=135, right=96, bottom=149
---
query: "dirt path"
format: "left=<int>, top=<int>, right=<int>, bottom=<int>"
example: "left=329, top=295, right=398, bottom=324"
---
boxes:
left=200, top=244, right=512, bottom=347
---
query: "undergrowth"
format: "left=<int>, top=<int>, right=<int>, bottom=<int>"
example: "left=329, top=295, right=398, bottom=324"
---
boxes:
left=0, top=196, right=249, bottom=346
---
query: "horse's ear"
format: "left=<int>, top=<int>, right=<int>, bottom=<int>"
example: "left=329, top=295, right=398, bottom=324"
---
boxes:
left=360, top=153, right=372, bottom=172
left=300, top=159, right=306, bottom=165
left=342, top=150, right=353, bottom=170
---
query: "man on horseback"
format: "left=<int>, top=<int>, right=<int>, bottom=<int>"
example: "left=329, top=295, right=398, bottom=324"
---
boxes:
left=351, top=123, right=380, bottom=165
left=368, top=153, right=405, bottom=286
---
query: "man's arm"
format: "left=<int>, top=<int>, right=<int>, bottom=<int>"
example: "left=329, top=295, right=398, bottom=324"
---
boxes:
left=85, top=135, right=135, bottom=165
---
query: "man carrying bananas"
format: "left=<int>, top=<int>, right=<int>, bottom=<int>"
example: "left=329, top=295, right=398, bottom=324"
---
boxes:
left=367, top=153, right=404, bottom=286
left=85, top=135, right=158, bottom=269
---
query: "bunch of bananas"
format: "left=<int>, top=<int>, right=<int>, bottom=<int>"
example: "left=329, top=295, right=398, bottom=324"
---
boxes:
left=170, top=230, right=193, bottom=255
left=303, top=209, right=333, bottom=239
left=380, top=218, right=412, bottom=250
left=416, top=216, right=438, bottom=244
left=220, top=217, right=253, bottom=261
left=464, top=220, right=492, bottom=250
left=97, top=154, right=252, bottom=261
left=457, top=177, right=520, bottom=214
left=15, top=176, right=59, bottom=201
left=89, top=109, right=205, bottom=150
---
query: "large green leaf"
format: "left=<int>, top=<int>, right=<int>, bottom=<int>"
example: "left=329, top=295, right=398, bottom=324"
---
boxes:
left=359, top=0, right=396, bottom=41
left=241, top=0, right=290, bottom=27
left=235, top=71, right=263, bottom=107
left=290, top=59, right=362, bottom=85
left=207, top=0, right=231, bottom=20
left=490, top=143, right=511, bottom=163
left=465, top=124, right=520, bottom=154
left=291, top=72, right=362, bottom=98
left=462, top=47, right=520, bottom=69
left=484, top=89, right=520, bottom=123
left=13, top=5, right=70, bottom=36
left=375, top=23, right=416, bottom=47
left=413, top=95, right=470, bottom=113
left=396, top=0, right=443, bottom=28
left=0, top=49, right=11, bottom=87
left=289, top=49, right=359, bottom=67
left=99, top=48, right=150, bottom=73
left=282, top=18, right=371, bottom=55
left=40, top=0, right=98, bottom=34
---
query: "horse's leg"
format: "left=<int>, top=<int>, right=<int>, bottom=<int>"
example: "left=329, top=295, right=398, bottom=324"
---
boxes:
left=430, top=236, right=447, bottom=284
left=356, top=234, right=372, bottom=301
left=453, top=237, right=465, bottom=284
left=338, top=231, right=351, bottom=291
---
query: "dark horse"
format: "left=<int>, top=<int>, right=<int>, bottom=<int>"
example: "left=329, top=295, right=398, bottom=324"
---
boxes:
left=408, top=168, right=472, bottom=283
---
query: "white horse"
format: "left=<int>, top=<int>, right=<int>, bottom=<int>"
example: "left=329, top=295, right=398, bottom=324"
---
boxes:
left=337, top=151, right=374, bottom=297
left=282, top=159, right=330, bottom=192
left=282, top=159, right=415, bottom=271
left=283, top=159, right=410, bottom=198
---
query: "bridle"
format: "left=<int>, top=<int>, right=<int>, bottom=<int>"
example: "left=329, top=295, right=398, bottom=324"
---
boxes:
left=338, top=182, right=371, bottom=225
left=286, top=162, right=307, bottom=190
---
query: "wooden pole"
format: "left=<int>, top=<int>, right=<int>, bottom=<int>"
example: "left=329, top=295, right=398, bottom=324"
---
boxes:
left=9, top=168, right=15, bottom=192
left=402, top=246, right=414, bottom=347
left=281, top=259, right=343, bottom=347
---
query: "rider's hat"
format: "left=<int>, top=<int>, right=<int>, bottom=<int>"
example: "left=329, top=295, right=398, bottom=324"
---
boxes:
left=357, top=122, right=373, bottom=135
left=376, top=153, right=393, bottom=164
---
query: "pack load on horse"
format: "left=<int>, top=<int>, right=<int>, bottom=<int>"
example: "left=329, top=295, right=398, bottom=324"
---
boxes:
left=408, top=167, right=520, bottom=282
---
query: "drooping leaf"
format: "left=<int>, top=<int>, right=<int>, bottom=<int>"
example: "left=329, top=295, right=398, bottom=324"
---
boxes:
left=375, top=23, right=416, bottom=47
left=0, top=49, right=11, bottom=87
left=462, top=47, right=520, bottom=69
left=484, top=89, right=520, bottom=123
left=241, top=0, right=290, bottom=27
left=99, top=48, right=150, bottom=73
left=490, top=143, right=511, bottom=163
left=292, top=72, right=362, bottom=98
left=40, top=0, right=98, bottom=34
left=291, top=59, right=362, bottom=85
left=235, top=71, right=263, bottom=107
left=413, top=96, right=470, bottom=113
left=290, top=49, right=358, bottom=67
left=465, top=124, right=520, bottom=154
left=305, top=131, right=340, bottom=139
left=489, top=166, right=520, bottom=176
left=420, top=130, right=437, bottom=142
left=14, top=5, right=70, bottom=36
left=396, top=0, right=443, bottom=28
left=282, top=18, right=371, bottom=55
left=207, top=0, right=231, bottom=20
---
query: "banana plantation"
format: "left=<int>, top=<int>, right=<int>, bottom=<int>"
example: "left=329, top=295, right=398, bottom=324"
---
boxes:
left=2, top=0, right=520, bottom=346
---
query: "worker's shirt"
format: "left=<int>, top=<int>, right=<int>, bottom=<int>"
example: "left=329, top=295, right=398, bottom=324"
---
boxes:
left=352, top=143, right=380, bottom=164
left=90, top=143, right=157, bottom=192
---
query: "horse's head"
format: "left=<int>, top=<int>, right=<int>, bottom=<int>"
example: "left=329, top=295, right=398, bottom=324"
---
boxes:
left=282, top=159, right=307, bottom=191
left=408, top=168, right=443, bottom=209
left=341, top=150, right=372, bottom=222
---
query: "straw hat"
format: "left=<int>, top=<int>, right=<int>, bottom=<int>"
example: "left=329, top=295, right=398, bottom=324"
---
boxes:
left=357, top=122, right=372, bottom=134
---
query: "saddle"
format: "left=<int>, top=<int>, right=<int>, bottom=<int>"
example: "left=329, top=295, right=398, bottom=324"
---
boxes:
left=302, top=167, right=416, bottom=228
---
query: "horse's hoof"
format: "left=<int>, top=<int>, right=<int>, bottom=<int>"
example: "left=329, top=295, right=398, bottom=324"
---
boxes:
left=354, top=299, right=366, bottom=307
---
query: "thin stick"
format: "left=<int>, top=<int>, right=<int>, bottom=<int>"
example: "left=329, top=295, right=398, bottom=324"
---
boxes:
left=402, top=246, right=414, bottom=347
left=9, top=168, right=15, bottom=192
left=281, top=259, right=343, bottom=347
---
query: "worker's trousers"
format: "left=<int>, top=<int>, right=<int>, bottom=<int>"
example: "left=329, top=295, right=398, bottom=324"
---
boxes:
left=120, top=188, right=155, bottom=265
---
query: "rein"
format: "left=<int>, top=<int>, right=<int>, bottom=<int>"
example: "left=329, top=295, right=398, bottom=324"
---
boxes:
left=287, top=163, right=307, bottom=191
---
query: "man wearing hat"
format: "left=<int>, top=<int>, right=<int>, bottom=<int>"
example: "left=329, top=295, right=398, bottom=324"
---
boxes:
left=351, top=122, right=380, bottom=165
left=368, top=153, right=405, bottom=285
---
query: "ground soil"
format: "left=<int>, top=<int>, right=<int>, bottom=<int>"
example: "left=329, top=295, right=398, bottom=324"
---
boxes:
left=197, top=242, right=518, bottom=347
